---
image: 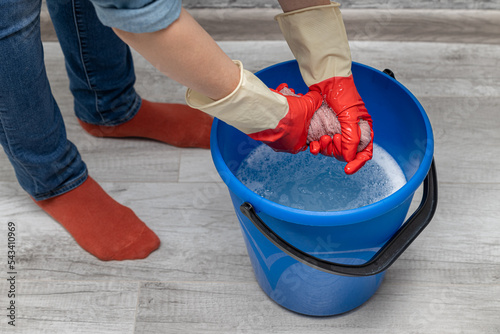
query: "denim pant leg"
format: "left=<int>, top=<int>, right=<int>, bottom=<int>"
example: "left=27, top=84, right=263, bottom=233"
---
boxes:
left=0, top=0, right=87, bottom=200
left=46, top=0, right=141, bottom=126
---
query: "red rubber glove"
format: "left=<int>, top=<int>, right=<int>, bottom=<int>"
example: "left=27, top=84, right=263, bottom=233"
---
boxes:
left=186, top=61, right=322, bottom=154
left=276, top=82, right=371, bottom=162
left=309, top=134, right=343, bottom=159
left=310, top=76, right=374, bottom=174
left=248, top=83, right=323, bottom=154
left=275, top=3, right=374, bottom=174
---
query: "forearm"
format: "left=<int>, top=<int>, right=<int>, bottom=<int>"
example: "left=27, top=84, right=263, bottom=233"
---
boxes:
left=112, top=8, right=239, bottom=101
left=278, top=0, right=331, bottom=12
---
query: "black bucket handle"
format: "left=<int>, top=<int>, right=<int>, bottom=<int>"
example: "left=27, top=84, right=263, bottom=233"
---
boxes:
left=240, top=159, right=438, bottom=277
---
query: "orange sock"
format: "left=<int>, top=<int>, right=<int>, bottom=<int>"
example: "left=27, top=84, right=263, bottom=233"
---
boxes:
left=34, top=177, right=160, bottom=261
left=78, top=99, right=213, bottom=148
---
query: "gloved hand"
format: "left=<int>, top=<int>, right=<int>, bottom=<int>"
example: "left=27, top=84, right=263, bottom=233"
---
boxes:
left=248, top=83, right=323, bottom=153
left=278, top=84, right=371, bottom=160
left=310, top=76, right=373, bottom=173
left=186, top=61, right=322, bottom=154
left=276, top=2, right=374, bottom=174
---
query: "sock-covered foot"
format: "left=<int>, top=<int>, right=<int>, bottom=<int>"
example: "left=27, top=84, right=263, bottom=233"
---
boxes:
left=79, top=99, right=213, bottom=148
left=33, top=177, right=160, bottom=261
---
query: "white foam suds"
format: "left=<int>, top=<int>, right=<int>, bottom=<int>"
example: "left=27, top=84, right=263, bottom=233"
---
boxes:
left=235, top=143, right=406, bottom=211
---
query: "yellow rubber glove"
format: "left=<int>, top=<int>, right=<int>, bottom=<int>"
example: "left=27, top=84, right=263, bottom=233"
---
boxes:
left=276, top=3, right=374, bottom=174
left=186, top=61, right=322, bottom=153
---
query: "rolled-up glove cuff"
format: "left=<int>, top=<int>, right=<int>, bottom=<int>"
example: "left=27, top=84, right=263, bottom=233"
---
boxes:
left=275, top=2, right=352, bottom=85
left=185, top=60, right=289, bottom=134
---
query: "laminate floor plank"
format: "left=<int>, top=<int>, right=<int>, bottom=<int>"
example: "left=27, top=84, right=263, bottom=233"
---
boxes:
left=41, top=8, right=500, bottom=44
left=1, top=39, right=499, bottom=333
left=134, top=281, right=500, bottom=334
left=0, top=181, right=250, bottom=282
left=2, top=181, right=497, bottom=287
left=0, top=280, right=139, bottom=334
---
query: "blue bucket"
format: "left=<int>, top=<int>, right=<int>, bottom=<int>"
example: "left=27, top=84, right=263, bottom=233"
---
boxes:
left=211, top=60, right=438, bottom=316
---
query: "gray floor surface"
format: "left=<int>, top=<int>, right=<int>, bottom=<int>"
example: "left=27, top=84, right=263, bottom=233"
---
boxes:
left=1, top=10, right=500, bottom=334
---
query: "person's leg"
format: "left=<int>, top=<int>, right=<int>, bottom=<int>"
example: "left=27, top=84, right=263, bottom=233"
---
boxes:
left=47, top=0, right=139, bottom=125
left=0, top=0, right=87, bottom=201
left=0, top=0, right=159, bottom=261
left=47, top=0, right=212, bottom=148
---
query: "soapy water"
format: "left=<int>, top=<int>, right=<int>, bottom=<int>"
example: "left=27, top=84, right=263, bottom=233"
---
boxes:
left=235, top=143, right=406, bottom=211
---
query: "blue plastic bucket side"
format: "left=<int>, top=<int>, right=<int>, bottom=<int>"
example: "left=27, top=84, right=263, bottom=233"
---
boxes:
left=226, top=176, right=414, bottom=316
left=210, top=60, right=435, bottom=316
left=352, top=62, right=434, bottom=187
left=255, top=195, right=415, bottom=260
left=231, top=189, right=387, bottom=316
left=211, top=119, right=418, bottom=228
left=211, top=61, right=434, bottom=227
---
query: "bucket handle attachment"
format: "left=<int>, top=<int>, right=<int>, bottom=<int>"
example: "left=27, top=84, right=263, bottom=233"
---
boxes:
left=240, top=159, right=438, bottom=277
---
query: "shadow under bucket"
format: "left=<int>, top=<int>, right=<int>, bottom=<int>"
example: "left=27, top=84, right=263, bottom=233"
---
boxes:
left=210, top=60, right=438, bottom=316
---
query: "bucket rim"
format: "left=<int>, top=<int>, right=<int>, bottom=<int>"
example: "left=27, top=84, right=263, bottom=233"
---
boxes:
left=210, top=60, right=434, bottom=226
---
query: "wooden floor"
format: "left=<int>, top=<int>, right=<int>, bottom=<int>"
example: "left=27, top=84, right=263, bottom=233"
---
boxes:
left=2, top=20, right=500, bottom=334
left=41, top=8, right=500, bottom=44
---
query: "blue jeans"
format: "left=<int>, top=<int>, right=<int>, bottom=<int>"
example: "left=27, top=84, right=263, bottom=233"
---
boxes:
left=0, top=0, right=143, bottom=200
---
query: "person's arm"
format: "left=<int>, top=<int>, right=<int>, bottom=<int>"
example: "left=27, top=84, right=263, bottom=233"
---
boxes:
left=112, top=6, right=323, bottom=154
left=112, top=8, right=239, bottom=101
left=275, top=2, right=374, bottom=174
